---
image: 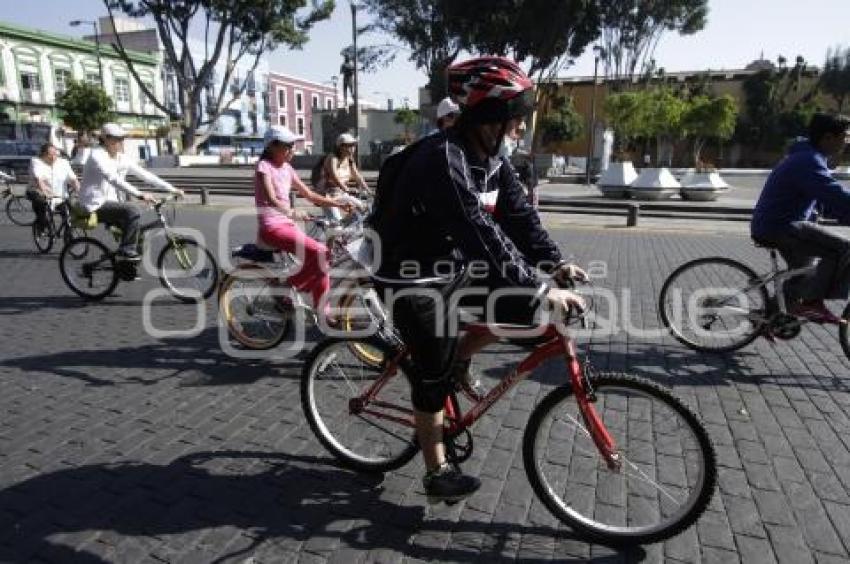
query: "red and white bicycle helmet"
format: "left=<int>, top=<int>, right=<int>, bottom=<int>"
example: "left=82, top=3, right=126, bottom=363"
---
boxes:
left=448, top=56, right=534, bottom=111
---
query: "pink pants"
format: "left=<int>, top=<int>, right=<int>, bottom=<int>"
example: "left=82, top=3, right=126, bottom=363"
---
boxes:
left=259, top=221, right=330, bottom=309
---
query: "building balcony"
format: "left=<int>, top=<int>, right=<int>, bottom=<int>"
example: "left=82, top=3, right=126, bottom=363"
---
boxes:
left=20, top=90, right=43, bottom=104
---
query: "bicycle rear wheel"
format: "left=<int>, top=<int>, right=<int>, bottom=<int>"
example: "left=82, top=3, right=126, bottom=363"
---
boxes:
left=7, top=195, right=34, bottom=226
left=157, top=237, right=219, bottom=303
left=218, top=265, right=292, bottom=349
left=302, top=337, right=419, bottom=473
left=524, top=372, right=716, bottom=546
left=59, top=237, right=119, bottom=301
left=658, top=257, right=768, bottom=352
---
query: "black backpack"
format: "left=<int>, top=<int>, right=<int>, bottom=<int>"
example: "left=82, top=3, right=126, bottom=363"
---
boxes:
left=366, top=137, right=429, bottom=241
left=309, top=154, right=327, bottom=187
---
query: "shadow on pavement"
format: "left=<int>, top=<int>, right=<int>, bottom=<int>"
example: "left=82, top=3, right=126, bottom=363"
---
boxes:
left=1, top=328, right=303, bottom=387
left=0, top=450, right=647, bottom=563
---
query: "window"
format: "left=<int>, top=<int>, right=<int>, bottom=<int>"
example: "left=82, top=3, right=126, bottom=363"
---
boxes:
left=312, top=94, right=319, bottom=109
left=325, top=97, right=334, bottom=110
left=20, top=71, right=40, bottom=92
left=295, top=91, right=303, bottom=113
left=141, top=81, right=155, bottom=111
left=277, top=87, right=286, bottom=110
left=53, top=68, right=71, bottom=95
left=278, top=114, right=287, bottom=127
left=296, top=116, right=305, bottom=136
left=85, top=72, right=100, bottom=86
left=114, top=77, right=130, bottom=103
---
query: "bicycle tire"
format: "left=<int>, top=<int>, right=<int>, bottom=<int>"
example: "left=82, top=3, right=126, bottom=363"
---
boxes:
left=32, top=219, right=54, bottom=253
left=523, top=372, right=717, bottom=546
left=157, top=237, right=219, bottom=303
left=59, top=237, right=119, bottom=301
left=7, top=195, right=34, bottom=226
left=838, top=302, right=850, bottom=361
left=658, top=257, right=768, bottom=353
left=302, top=337, right=419, bottom=473
left=336, top=280, right=386, bottom=367
left=63, top=224, right=89, bottom=258
left=218, top=265, right=292, bottom=349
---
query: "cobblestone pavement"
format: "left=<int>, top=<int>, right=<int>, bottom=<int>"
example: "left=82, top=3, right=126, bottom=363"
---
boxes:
left=1, top=206, right=850, bottom=563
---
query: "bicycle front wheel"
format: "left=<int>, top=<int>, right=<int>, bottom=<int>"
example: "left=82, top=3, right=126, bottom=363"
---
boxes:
left=157, top=237, right=219, bottom=303
left=524, top=372, right=716, bottom=546
left=658, top=257, right=768, bottom=352
left=59, top=237, right=119, bottom=301
left=7, top=196, right=34, bottom=226
left=218, top=265, right=292, bottom=349
left=32, top=220, right=54, bottom=253
left=302, top=337, right=419, bottom=473
left=337, top=280, right=386, bottom=367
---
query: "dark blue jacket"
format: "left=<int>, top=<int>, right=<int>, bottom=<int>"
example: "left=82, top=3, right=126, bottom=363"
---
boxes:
left=752, top=140, right=850, bottom=238
left=375, top=129, right=562, bottom=296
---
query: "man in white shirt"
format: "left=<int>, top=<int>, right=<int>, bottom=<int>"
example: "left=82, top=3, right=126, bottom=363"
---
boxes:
left=28, top=143, right=80, bottom=233
left=79, top=123, right=183, bottom=260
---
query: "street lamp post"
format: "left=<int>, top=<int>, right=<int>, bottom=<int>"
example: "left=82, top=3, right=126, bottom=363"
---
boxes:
left=350, top=0, right=361, bottom=167
left=70, top=20, right=103, bottom=90
left=585, top=45, right=604, bottom=186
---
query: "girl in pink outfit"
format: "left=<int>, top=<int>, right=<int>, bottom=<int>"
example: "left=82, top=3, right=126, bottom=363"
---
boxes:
left=255, top=126, right=352, bottom=320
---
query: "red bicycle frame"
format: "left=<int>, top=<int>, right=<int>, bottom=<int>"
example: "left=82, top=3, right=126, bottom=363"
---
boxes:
left=349, top=322, right=621, bottom=468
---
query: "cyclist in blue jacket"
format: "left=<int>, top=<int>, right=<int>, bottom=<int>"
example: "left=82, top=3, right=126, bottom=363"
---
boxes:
left=752, top=113, right=850, bottom=324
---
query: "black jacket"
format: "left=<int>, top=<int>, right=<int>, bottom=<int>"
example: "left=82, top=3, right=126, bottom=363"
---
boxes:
left=376, top=129, right=562, bottom=297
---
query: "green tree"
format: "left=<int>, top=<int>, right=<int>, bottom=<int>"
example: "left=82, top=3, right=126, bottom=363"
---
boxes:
left=394, top=107, right=420, bottom=142
left=681, top=94, right=738, bottom=165
left=598, top=0, right=708, bottom=85
left=821, top=47, right=850, bottom=113
left=539, top=95, right=584, bottom=146
left=604, top=90, right=646, bottom=153
left=737, top=59, right=821, bottom=155
left=57, top=79, right=115, bottom=137
left=360, top=0, right=460, bottom=104
left=104, top=0, right=334, bottom=154
left=640, top=87, right=688, bottom=165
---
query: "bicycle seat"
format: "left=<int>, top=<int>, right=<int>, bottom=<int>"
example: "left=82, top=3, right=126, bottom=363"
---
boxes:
left=232, top=243, right=275, bottom=263
left=752, top=237, right=778, bottom=249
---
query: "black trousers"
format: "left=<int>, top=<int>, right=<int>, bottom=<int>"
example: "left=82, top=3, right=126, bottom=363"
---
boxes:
left=25, top=189, right=49, bottom=230
left=759, top=221, right=850, bottom=303
left=384, top=285, right=538, bottom=413
left=97, top=201, right=142, bottom=254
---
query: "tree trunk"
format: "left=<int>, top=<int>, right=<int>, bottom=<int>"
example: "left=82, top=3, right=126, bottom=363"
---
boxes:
left=693, top=138, right=706, bottom=167
left=427, top=60, right=450, bottom=106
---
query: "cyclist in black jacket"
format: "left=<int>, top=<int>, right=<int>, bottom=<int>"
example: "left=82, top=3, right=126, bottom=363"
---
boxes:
left=375, top=57, right=587, bottom=503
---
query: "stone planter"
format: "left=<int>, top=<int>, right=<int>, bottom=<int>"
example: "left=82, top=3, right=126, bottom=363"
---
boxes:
left=596, top=161, right=637, bottom=199
left=680, top=171, right=730, bottom=201
left=629, top=167, right=680, bottom=200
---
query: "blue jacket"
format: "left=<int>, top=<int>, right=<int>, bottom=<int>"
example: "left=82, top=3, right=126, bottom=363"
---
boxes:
left=752, top=140, right=850, bottom=238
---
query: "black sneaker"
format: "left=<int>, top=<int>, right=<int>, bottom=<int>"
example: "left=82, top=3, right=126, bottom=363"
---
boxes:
left=116, top=250, right=141, bottom=262
left=422, top=463, right=481, bottom=505
left=452, top=359, right=484, bottom=402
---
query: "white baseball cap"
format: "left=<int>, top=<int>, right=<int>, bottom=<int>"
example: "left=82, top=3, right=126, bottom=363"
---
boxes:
left=436, top=97, right=460, bottom=120
left=336, top=133, right=358, bottom=146
left=101, top=123, right=126, bottom=138
left=264, top=125, right=303, bottom=146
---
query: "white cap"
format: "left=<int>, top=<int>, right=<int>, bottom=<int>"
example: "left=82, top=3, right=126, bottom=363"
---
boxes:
left=436, top=97, right=460, bottom=120
left=264, top=125, right=302, bottom=146
left=101, top=123, right=126, bottom=138
left=336, top=133, right=358, bottom=146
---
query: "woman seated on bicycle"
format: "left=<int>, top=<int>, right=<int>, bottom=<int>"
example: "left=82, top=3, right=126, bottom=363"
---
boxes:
left=28, top=143, right=79, bottom=235
left=79, top=123, right=184, bottom=261
left=314, top=133, right=369, bottom=221
left=255, top=126, right=353, bottom=321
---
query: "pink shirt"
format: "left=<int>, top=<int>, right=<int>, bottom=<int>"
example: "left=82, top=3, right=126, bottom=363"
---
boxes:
left=255, top=159, right=294, bottom=227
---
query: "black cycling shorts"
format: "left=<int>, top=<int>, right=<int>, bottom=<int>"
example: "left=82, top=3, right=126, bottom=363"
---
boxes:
left=388, top=287, right=539, bottom=413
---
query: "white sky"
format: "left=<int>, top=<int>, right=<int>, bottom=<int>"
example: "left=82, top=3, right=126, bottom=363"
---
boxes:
left=5, top=0, right=850, bottom=107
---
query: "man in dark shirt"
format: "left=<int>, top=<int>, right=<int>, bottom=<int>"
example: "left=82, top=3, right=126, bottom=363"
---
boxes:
left=373, top=57, right=586, bottom=504
left=752, top=113, right=850, bottom=323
